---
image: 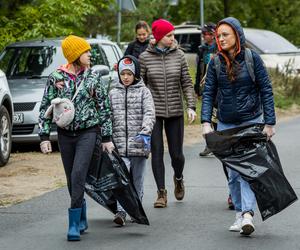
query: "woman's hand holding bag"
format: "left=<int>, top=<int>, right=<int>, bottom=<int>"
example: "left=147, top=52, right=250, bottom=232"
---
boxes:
left=263, top=125, right=275, bottom=140
left=202, top=122, right=214, bottom=137
left=40, top=140, right=52, bottom=154
left=102, top=142, right=115, bottom=154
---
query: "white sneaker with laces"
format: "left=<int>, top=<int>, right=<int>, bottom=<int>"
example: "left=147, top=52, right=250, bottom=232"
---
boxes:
left=240, top=213, right=255, bottom=236
left=229, top=212, right=243, bottom=232
left=113, top=211, right=126, bottom=226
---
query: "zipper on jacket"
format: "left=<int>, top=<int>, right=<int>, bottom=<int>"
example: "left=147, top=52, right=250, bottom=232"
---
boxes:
left=162, top=54, right=168, bottom=117
left=125, top=88, right=128, bottom=157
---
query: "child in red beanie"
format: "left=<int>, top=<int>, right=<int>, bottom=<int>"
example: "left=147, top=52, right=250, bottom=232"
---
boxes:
left=139, top=19, right=196, bottom=208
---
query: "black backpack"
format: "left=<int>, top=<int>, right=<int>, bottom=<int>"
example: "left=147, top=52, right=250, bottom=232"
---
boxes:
left=213, top=48, right=256, bottom=83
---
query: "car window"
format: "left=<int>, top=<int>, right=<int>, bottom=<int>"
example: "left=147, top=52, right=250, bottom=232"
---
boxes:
left=111, top=45, right=121, bottom=60
left=0, top=46, right=66, bottom=79
left=174, top=34, right=181, bottom=43
left=101, top=44, right=118, bottom=69
left=189, top=34, right=201, bottom=53
left=90, top=44, right=108, bottom=66
left=180, top=34, right=188, bottom=44
left=113, top=45, right=123, bottom=59
left=0, top=49, right=15, bottom=74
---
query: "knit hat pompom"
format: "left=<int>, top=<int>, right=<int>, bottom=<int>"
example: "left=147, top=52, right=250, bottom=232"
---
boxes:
left=118, top=57, right=136, bottom=75
left=151, top=19, right=175, bottom=42
left=61, top=35, right=91, bottom=63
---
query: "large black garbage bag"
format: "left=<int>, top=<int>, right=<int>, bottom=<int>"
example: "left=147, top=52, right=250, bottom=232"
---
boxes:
left=206, top=124, right=297, bottom=221
left=85, top=135, right=149, bottom=225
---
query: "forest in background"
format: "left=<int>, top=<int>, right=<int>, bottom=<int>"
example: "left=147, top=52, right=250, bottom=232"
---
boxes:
left=1, top=0, right=300, bottom=50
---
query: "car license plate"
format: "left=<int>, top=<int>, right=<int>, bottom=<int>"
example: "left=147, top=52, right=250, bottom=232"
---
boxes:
left=13, top=113, right=24, bottom=124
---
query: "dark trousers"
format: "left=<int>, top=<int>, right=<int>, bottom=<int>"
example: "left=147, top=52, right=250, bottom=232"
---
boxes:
left=58, top=130, right=97, bottom=208
left=151, top=116, right=185, bottom=190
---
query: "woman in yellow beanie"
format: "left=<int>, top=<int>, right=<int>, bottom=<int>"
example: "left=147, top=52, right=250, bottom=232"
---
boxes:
left=39, top=35, right=114, bottom=241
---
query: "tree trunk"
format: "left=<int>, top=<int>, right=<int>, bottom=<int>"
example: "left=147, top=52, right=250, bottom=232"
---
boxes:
left=224, top=0, right=229, bottom=17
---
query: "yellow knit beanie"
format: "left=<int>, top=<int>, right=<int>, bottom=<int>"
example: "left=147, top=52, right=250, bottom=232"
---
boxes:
left=61, top=35, right=91, bottom=63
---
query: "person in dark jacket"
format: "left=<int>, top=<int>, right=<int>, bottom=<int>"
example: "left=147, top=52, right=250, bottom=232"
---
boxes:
left=39, top=35, right=114, bottom=241
left=124, top=21, right=151, bottom=59
left=139, top=19, right=196, bottom=208
left=201, top=17, right=276, bottom=236
left=195, top=22, right=218, bottom=157
left=194, top=22, right=217, bottom=98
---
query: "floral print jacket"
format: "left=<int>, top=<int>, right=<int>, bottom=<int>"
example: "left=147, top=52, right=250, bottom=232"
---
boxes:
left=39, top=65, right=112, bottom=141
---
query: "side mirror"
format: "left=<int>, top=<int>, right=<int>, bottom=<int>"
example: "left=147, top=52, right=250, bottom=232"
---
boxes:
left=91, top=65, right=110, bottom=76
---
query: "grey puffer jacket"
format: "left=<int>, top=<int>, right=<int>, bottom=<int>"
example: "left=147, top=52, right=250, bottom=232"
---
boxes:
left=139, top=43, right=196, bottom=118
left=109, top=79, right=155, bottom=157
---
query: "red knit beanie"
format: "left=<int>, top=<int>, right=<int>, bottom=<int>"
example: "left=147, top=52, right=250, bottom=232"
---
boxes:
left=152, top=19, right=175, bottom=42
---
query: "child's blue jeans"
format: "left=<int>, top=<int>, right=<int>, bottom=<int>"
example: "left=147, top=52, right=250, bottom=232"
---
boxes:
left=117, top=156, right=147, bottom=212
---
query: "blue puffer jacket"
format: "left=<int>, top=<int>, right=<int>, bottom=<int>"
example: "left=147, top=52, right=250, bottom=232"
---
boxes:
left=201, top=17, right=276, bottom=125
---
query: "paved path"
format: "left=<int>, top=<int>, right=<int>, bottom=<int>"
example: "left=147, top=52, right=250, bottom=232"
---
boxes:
left=1, top=117, right=300, bottom=250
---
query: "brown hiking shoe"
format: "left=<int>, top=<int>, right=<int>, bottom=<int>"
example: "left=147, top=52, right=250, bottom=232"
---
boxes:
left=154, top=189, right=167, bottom=208
left=174, top=176, right=185, bottom=200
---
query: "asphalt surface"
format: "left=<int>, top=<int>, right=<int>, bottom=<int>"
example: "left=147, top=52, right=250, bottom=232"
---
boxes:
left=1, top=117, right=300, bottom=250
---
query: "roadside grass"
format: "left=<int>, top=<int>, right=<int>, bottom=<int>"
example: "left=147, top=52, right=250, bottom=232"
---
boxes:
left=269, top=69, right=300, bottom=108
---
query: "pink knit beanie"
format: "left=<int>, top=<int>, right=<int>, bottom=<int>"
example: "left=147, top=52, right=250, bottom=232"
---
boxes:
left=152, top=19, right=175, bottom=42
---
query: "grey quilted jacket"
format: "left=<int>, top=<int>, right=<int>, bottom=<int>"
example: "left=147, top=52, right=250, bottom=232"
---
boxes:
left=109, top=79, right=155, bottom=157
left=139, top=43, right=196, bottom=118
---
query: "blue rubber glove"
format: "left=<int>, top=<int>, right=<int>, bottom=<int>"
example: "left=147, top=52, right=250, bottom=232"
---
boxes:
left=134, top=134, right=151, bottom=154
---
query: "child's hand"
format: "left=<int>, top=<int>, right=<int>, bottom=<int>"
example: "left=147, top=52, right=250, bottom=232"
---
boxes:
left=134, top=134, right=151, bottom=154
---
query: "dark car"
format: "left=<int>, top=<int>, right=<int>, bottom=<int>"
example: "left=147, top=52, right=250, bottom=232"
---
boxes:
left=0, top=38, right=123, bottom=143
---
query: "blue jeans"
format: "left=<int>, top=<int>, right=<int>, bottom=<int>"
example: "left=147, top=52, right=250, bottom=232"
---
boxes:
left=217, top=115, right=263, bottom=214
left=117, top=157, right=147, bottom=212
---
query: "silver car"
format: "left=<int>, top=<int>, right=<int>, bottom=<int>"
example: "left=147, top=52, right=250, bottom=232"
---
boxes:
left=0, top=38, right=123, bottom=143
left=0, top=69, right=13, bottom=166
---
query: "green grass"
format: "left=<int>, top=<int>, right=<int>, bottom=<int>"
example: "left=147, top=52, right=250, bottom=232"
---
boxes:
left=183, top=65, right=201, bottom=125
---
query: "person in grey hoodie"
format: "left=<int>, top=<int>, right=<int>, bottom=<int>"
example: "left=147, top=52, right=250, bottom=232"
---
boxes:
left=109, top=55, right=155, bottom=226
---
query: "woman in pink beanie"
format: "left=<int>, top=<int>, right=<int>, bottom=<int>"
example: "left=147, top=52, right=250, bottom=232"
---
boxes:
left=139, top=19, right=196, bottom=208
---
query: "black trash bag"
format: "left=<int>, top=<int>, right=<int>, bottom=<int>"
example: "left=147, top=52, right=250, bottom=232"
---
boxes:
left=85, top=135, right=149, bottom=225
left=205, top=124, right=298, bottom=221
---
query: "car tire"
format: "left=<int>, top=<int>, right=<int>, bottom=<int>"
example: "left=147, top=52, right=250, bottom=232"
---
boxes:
left=0, top=106, right=12, bottom=167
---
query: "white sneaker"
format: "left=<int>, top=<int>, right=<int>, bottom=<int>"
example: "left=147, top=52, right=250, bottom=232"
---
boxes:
left=229, top=212, right=243, bottom=232
left=113, top=211, right=126, bottom=226
left=240, top=213, right=255, bottom=236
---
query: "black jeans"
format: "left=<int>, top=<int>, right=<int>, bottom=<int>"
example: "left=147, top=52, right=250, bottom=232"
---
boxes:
left=58, top=129, right=97, bottom=208
left=151, top=116, right=185, bottom=190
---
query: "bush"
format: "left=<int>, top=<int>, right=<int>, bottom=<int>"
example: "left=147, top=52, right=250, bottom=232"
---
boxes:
left=269, top=66, right=300, bottom=108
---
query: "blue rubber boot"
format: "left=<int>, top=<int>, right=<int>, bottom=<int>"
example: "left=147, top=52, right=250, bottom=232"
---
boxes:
left=79, top=199, right=88, bottom=234
left=67, top=208, right=81, bottom=241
